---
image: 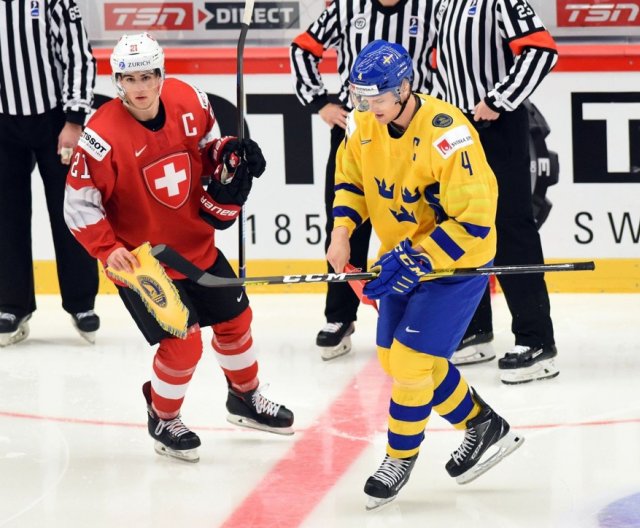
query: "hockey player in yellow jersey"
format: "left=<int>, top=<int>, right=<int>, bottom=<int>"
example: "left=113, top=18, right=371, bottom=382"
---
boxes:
left=326, top=40, right=524, bottom=510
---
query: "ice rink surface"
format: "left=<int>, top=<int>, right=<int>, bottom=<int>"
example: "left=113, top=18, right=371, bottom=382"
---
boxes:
left=1, top=292, right=639, bottom=528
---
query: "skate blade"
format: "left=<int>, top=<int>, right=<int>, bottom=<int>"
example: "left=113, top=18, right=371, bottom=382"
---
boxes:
left=77, top=330, right=97, bottom=344
left=0, top=322, right=30, bottom=347
left=320, top=336, right=352, bottom=361
left=226, top=414, right=294, bottom=436
left=451, top=345, right=496, bottom=366
left=455, top=431, right=524, bottom=485
left=365, top=495, right=397, bottom=511
left=500, top=359, right=559, bottom=385
left=154, top=441, right=199, bottom=463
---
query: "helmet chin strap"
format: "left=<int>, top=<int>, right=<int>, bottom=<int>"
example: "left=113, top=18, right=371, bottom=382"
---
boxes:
left=391, top=91, right=411, bottom=123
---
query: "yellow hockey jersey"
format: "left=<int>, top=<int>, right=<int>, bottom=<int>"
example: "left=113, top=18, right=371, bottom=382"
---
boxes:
left=333, top=93, right=498, bottom=270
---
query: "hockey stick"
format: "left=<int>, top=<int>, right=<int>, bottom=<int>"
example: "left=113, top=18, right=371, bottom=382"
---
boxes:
left=236, top=0, right=255, bottom=279
left=151, top=244, right=595, bottom=289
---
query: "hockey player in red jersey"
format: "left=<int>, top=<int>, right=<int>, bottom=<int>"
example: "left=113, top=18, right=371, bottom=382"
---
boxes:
left=63, top=33, right=294, bottom=462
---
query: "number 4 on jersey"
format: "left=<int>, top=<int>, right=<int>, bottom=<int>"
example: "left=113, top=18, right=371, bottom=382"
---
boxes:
left=461, top=151, right=474, bottom=176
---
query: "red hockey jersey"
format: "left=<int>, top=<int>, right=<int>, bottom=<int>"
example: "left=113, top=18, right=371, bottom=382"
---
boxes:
left=64, top=78, right=236, bottom=278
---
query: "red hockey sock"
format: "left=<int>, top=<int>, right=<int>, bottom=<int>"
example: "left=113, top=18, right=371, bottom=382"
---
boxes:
left=211, top=307, right=258, bottom=392
left=151, top=325, right=203, bottom=419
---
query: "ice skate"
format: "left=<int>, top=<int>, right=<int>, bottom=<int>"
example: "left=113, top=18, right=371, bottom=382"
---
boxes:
left=142, top=381, right=201, bottom=462
left=0, top=313, right=31, bottom=347
left=364, top=453, right=418, bottom=511
left=71, top=310, right=100, bottom=344
left=451, top=332, right=495, bottom=366
left=498, top=344, right=559, bottom=384
left=226, top=385, right=294, bottom=436
left=316, top=321, right=355, bottom=360
left=446, top=389, right=524, bottom=484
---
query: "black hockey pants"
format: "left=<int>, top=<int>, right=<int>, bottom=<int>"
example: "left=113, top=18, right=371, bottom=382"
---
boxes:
left=323, top=124, right=372, bottom=324
left=0, top=108, right=98, bottom=318
left=464, top=105, right=555, bottom=348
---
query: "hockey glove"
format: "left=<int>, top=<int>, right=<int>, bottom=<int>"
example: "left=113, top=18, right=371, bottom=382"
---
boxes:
left=212, top=137, right=242, bottom=178
left=207, top=163, right=253, bottom=207
left=212, top=137, right=266, bottom=180
left=241, top=138, right=266, bottom=178
left=363, top=238, right=433, bottom=300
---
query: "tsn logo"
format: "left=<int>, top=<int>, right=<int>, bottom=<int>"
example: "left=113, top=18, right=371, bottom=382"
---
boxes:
left=104, top=3, right=194, bottom=30
left=557, top=1, right=640, bottom=26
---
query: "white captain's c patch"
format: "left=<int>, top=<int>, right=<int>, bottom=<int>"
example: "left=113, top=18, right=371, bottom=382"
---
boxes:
left=432, top=125, right=474, bottom=159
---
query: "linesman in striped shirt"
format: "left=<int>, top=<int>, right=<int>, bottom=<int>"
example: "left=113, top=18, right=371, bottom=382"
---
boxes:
left=0, top=0, right=99, bottom=346
left=433, top=0, right=559, bottom=384
left=290, top=0, right=436, bottom=361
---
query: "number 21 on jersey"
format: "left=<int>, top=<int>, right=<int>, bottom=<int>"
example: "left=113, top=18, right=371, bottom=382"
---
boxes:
left=70, top=152, right=91, bottom=179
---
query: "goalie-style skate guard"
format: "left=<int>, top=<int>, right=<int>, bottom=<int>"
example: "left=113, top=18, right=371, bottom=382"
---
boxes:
left=0, top=313, right=31, bottom=347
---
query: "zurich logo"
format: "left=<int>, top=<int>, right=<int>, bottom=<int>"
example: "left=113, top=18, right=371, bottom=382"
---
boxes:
left=118, top=60, right=126, bottom=71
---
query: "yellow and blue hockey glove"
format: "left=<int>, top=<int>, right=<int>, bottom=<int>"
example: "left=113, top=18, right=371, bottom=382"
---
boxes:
left=363, top=238, right=432, bottom=300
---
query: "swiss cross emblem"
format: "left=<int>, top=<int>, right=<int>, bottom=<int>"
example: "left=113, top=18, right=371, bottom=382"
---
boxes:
left=143, top=152, right=192, bottom=209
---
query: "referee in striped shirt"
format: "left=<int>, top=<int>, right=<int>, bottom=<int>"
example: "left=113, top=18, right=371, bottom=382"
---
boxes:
left=433, top=0, right=559, bottom=384
left=0, top=0, right=99, bottom=345
left=290, top=0, right=435, bottom=360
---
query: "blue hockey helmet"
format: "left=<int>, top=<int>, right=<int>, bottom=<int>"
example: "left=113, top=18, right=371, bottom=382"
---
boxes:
left=349, top=40, right=414, bottom=111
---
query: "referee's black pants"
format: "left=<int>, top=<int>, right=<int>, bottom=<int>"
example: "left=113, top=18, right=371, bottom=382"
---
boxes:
left=465, top=106, right=555, bottom=348
left=0, top=108, right=99, bottom=319
left=322, top=124, right=372, bottom=324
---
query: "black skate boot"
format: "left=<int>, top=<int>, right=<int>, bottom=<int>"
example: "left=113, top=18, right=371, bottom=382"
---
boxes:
left=142, top=381, right=201, bottom=462
left=71, top=310, right=100, bottom=344
left=364, top=453, right=419, bottom=511
left=498, top=344, right=559, bottom=384
left=451, top=332, right=495, bottom=366
left=226, top=385, right=294, bottom=436
left=446, top=389, right=524, bottom=484
left=0, top=313, right=32, bottom=347
left=316, top=321, right=355, bottom=360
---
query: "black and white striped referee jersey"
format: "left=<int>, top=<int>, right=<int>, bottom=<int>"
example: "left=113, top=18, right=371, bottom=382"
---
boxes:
left=433, top=0, right=558, bottom=113
left=290, top=0, right=436, bottom=112
left=0, top=0, right=95, bottom=123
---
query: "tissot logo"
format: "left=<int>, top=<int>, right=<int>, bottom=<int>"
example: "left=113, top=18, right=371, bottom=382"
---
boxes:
left=104, top=3, right=194, bottom=30
left=572, top=92, right=640, bottom=183
left=203, top=2, right=299, bottom=29
left=557, top=0, right=640, bottom=26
